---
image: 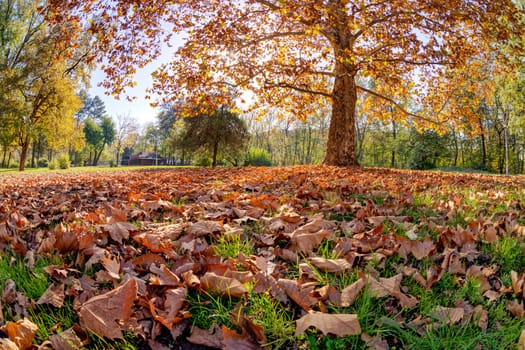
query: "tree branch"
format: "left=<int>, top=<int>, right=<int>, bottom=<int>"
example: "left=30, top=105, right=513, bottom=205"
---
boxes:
left=357, top=85, right=439, bottom=125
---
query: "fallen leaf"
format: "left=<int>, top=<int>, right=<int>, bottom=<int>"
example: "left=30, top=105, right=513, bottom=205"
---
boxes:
left=186, top=325, right=223, bottom=348
left=508, top=300, right=524, bottom=318
left=187, top=220, right=224, bottom=237
left=341, top=278, right=366, bottom=307
left=78, top=278, right=138, bottom=339
left=200, top=272, right=247, bottom=298
left=278, top=279, right=317, bottom=311
left=361, top=333, right=390, bottom=350
left=431, top=306, right=464, bottom=325
left=222, top=326, right=264, bottom=350
left=295, top=312, right=361, bottom=336
left=149, top=264, right=180, bottom=286
left=308, top=257, right=352, bottom=274
left=37, top=283, right=65, bottom=308
left=3, top=318, right=38, bottom=350
left=101, top=221, right=137, bottom=244
left=48, top=327, right=84, bottom=350
left=518, top=329, right=525, bottom=350
left=0, top=338, right=18, bottom=350
left=150, top=287, right=187, bottom=329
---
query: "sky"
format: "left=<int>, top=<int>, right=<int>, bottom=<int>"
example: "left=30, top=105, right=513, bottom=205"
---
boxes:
left=88, top=66, right=161, bottom=127
left=88, top=33, right=184, bottom=127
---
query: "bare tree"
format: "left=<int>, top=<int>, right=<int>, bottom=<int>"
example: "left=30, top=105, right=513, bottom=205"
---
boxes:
left=114, top=113, right=139, bottom=166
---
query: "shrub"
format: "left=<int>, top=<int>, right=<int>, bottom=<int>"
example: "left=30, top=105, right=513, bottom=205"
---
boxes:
left=58, top=154, right=70, bottom=169
left=37, top=158, right=48, bottom=168
left=48, top=159, right=58, bottom=170
left=245, top=148, right=272, bottom=166
left=195, top=155, right=212, bottom=167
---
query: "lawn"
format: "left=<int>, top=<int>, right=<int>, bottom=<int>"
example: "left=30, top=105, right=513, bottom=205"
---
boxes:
left=0, top=165, right=524, bottom=349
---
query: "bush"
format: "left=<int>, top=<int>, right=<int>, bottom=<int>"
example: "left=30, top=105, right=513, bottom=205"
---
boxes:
left=245, top=148, right=273, bottom=166
left=109, top=160, right=116, bottom=168
left=37, top=158, right=48, bottom=168
left=58, top=155, right=70, bottom=169
left=194, top=155, right=212, bottom=167
left=48, top=159, right=58, bottom=170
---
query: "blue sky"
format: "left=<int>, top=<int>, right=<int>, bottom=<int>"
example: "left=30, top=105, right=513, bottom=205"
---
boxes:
left=88, top=34, right=183, bottom=126
left=88, top=67, right=160, bottom=127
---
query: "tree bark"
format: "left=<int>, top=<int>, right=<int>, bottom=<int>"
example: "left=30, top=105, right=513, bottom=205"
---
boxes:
left=19, top=137, right=29, bottom=171
left=212, top=140, right=218, bottom=167
left=324, top=61, right=358, bottom=166
left=478, top=118, right=487, bottom=169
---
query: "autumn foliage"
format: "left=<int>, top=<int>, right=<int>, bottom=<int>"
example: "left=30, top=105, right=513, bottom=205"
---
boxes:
left=46, top=0, right=523, bottom=166
left=1, top=166, right=525, bottom=348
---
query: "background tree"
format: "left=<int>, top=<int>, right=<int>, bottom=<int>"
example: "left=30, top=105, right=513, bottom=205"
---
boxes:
left=84, top=116, right=115, bottom=166
left=0, top=0, right=90, bottom=170
left=113, top=113, right=138, bottom=166
left=48, top=0, right=523, bottom=166
left=178, top=106, right=249, bottom=167
left=76, top=94, right=107, bottom=122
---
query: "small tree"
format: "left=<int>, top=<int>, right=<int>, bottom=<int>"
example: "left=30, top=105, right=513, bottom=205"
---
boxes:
left=178, top=106, right=249, bottom=167
left=114, top=113, right=138, bottom=167
left=84, top=116, right=116, bottom=166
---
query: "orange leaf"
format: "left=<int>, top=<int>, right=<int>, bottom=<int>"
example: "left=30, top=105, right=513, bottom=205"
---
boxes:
left=78, top=278, right=138, bottom=339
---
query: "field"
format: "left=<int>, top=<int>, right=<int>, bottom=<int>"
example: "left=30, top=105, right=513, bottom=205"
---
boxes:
left=1, top=165, right=525, bottom=349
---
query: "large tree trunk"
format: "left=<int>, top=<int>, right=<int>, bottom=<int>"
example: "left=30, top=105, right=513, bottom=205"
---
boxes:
left=19, top=138, right=30, bottom=171
left=324, top=62, right=358, bottom=166
left=478, top=118, right=486, bottom=169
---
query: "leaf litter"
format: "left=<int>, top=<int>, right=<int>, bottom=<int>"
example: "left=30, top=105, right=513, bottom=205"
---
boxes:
left=0, top=166, right=524, bottom=348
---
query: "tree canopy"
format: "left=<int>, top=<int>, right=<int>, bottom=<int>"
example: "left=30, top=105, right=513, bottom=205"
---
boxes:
left=178, top=106, right=249, bottom=167
left=47, top=0, right=524, bottom=165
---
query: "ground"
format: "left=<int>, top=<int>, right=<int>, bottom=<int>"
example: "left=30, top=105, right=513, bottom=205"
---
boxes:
left=0, top=165, right=524, bottom=349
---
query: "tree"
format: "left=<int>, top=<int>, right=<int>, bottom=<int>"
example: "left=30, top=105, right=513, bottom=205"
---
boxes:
left=0, top=0, right=90, bottom=171
left=178, top=106, right=249, bottom=167
left=48, top=0, right=522, bottom=166
left=76, top=94, right=107, bottom=122
left=113, top=113, right=138, bottom=166
left=84, top=116, right=115, bottom=166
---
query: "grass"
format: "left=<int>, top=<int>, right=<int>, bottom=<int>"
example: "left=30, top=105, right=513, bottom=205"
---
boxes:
left=213, top=231, right=254, bottom=259
left=0, top=165, right=186, bottom=176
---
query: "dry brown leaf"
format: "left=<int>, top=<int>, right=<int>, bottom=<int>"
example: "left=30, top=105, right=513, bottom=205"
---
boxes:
left=181, top=270, right=201, bottom=288
left=519, top=329, right=525, bottom=350
left=187, top=220, right=224, bottom=237
left=295, top=312, right=361, bottom=337
left=507, top=300, right=525, bottom=318
left=101, top=256, right=121, bottom=280
left=200, top=272, right=247, bottom=298
left=37, top=283, right=65, bottom=308
left=0, top=338, right=18, bottom=350
left=101, top=221, right=137, bottom=244
left=308, top=257, right=352, bottom=274
left=410, top=237, right=436, bottom=260
left=150, top=287, right=187, bottom=329
left=472, top=305, right=488, bottom=330
left=366, top=274, right=402, bottom=298
left=133, top=232, right=172, bottom=253
left=290, top=217, right=334, bottom=253
left=149, top=264, right=180, bottom=286
left=341, top=278, right=366, bottom=307
left=361, top=333, right=390, bottom=350
left=186, top=325, right=223, bottom=348
left=278, top=278, right=317, bottom=311
left=48, top=327, right=84, bottom=350
left=78, top=278, right=138, bottom=339
left=431, top=306, right=464, bottom=325
left=3, top=318, right=38, bottom=350
left=222, top=326, right=264, bottom=350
